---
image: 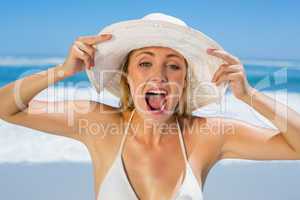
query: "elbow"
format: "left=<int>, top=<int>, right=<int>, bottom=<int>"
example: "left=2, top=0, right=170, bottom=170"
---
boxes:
left=289, top=148, right=300, bottom=160
left=0, top=113, right=15, bottom=123
left=0, top=110, right=26, bottom=124
left=0, top=111, right=11, bottom=121
left=295, top=150, right=300, bottom=160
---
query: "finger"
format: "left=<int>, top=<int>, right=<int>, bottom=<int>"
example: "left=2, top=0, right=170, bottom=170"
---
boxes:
left=75, top=41, right=96, bottom=57
left=215, top=72, right=232, bottom=86
left=212, top=64, right=243, bottom=82
left=215, top=72, right=243, bottom=85
left=212, top=64, right=229, bottom=82
left=207, top=49, right=240, bottom=65
left=75, top=41, right=96, bottom=66
left=223, top=64, right=242, bottom=73
left=73, top=45, right=92, bottom=69
left=77, top=34, right=112, bottom=45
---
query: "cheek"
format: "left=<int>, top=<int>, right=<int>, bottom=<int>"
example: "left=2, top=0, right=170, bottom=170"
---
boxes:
left=167, top=74, right=186, bottom=105
left=169, top=72, right=186, bottom=91
left=128, top=63, right=148, bottom=79
left=127, top=67, right=144, bottom=91
left=127, top=75, right=146, bottom=104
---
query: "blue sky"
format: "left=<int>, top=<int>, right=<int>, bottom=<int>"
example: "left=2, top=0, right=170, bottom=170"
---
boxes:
left=1, top=0, right=299, bottom=60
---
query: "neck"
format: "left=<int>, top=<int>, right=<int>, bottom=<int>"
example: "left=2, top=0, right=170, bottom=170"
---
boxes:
left=128, top=109, right=179, bottom=146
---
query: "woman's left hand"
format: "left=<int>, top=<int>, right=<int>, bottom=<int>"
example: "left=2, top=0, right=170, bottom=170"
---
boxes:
left=207, top=48, right=254, bottom=101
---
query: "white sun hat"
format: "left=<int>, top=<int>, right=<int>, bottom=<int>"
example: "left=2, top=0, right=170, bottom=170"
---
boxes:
left=86, top=12, right=229, bottom=113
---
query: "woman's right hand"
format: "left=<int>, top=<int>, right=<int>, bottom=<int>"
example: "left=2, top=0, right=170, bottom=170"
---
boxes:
left=61, top=34, right=112, bottom=76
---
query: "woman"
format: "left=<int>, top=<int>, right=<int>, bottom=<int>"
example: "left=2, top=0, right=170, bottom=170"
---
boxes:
left=0, top=13, right=300, bottom=200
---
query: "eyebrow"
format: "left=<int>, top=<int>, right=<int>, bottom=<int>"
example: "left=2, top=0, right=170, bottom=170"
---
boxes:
left=134, top=51, right=183, bottom=59
left=135, top=51, right=155, bottom=58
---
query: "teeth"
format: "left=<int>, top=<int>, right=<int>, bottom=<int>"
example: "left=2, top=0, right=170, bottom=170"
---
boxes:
left=147, top=89, right=167, bottom=95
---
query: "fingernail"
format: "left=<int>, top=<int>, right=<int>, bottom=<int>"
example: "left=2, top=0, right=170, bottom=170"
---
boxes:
left=207, top=48, right=217, bottom=53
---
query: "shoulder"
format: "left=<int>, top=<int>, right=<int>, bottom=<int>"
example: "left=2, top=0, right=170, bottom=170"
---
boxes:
left=178, top=114, right=234, bottom=140
left=74, top=100, right=124, bottom=142
left=189, top=116, right=280, bottom=159
left=177, top=115, right=228, bottom=153
left=186, top=116, right=255, bottom=147
left=178, top=115, right=249, bottom=156
left=177, top=115, right=232, bottom=171
left=78, top=101, right=131, bottom=157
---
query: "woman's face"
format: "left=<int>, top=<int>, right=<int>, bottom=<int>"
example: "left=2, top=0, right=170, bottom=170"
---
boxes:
left=127, top=46, right=187, bottom=122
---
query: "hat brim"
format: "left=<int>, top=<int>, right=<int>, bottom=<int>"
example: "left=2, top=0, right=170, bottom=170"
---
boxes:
left=86, top=19, right=229, bottom=112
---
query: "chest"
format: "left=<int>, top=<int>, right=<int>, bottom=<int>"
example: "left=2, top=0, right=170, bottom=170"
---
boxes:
left=119, top=136, right=193, bottom=199
left=90, top=132, right=221, bottom=199
left=122, top=137, right=187, bottom=186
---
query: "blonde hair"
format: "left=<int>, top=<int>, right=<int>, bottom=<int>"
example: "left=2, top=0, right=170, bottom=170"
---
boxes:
left=119, top=49, right=191, bottom=117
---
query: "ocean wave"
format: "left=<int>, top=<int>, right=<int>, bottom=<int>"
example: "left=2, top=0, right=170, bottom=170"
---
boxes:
left=0, top=56, right=64, bottom=66
left=242, top=59, right=300, bottom=68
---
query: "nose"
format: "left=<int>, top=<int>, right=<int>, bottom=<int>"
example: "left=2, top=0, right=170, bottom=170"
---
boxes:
left=149, top=65, right=168, bottom=83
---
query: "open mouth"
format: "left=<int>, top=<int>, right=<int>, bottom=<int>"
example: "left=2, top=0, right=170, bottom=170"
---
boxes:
left=144, top=89, right=167, bottom=113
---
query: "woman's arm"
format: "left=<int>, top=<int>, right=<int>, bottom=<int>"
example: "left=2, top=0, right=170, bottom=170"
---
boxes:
left=240, top=87, right=300, bottom=154
left=0, top=64, right=69, bottom=117
left=206, top=48, right=300, bottom=160
left=0, top=34, right=115, bottom=144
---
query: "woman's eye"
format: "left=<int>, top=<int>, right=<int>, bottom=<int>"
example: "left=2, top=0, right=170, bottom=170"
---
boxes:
left=139, top=62, right=152, bottom=67
left=168, top=64, right=180, bottom=70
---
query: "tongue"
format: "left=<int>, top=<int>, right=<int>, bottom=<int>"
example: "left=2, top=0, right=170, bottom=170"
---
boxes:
left=147, top=95, right=165, bottom=110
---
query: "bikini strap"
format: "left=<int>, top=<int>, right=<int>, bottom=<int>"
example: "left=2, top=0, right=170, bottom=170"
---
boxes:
left=176, top=116, right=189, bottom=163
left=118, top=108, right=136, bottom=156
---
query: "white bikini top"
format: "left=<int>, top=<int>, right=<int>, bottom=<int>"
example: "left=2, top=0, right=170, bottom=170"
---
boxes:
left=97, top=109, right=204, bottom=200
